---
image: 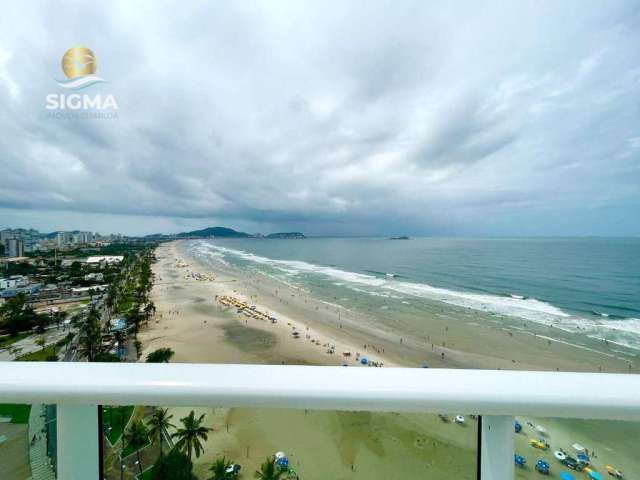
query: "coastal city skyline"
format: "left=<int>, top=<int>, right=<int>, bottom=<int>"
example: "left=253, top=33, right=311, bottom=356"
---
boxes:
left=1, top=1, right=639, bottom=237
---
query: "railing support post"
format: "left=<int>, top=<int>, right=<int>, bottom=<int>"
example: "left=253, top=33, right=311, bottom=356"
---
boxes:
left=57, top=404, right=99, bottom=480
left=481, top=415, right=514, bottom=480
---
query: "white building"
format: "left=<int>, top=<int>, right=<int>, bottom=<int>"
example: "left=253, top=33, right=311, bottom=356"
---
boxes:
left=84, top=272, right=104, bottom=282
left=0, top=275, right=29, bottom=290
left=85, top=255, right=124, bottom=265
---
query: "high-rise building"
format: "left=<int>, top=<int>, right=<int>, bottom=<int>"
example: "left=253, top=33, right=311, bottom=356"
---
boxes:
left=3, top=238, right=24, bottom=257
left=57, top=231, right=73, bottom=247
left=0, top=229, right=13, bottom=242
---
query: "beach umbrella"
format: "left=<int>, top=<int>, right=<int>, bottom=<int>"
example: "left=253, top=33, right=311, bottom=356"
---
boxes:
left=554, top=450, right=567, bottom=461
left=560, top=473, right=576, bottom=480
left=588, top=472, right=603, bottom=480
left=361, top=357, right=368, bottom=365
left=514, top=420, right=522, bottom=433
left=514, top=454, right=526, bottom=467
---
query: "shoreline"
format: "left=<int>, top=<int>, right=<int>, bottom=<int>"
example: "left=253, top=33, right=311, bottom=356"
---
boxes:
left=137, top=240, right=639, bottom=479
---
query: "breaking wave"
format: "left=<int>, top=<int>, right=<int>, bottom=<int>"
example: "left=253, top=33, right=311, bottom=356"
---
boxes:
left=192, top=241, right=640, bottom=350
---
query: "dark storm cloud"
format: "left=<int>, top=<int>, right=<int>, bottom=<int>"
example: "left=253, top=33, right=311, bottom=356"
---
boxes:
left=0, top=0, right=639, bottom=235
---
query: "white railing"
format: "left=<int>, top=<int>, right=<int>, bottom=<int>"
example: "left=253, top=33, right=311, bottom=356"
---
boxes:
left=1, top=363, right=639, bottom=480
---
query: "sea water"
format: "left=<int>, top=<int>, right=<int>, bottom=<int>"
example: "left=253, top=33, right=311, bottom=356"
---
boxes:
left=186, top=237, right=640, bottom=350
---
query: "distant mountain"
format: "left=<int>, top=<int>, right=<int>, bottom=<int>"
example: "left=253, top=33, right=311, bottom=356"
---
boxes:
left=265, top=232, right=306, bottom=239
left=176, top=226, right=251, bottom=238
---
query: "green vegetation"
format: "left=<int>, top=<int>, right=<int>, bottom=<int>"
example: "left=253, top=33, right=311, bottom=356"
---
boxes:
left=0, top=404, right=31, bottom=424
left=124, top=420, right=150, bottom=476
left=147, top=408, right=175, bottom=464
left=139, top=467, right=156, bottom=480
left=146, top=347, right=175, bottom=363
left=3, top=261, right=38, bottom=276
left=0, top=294, right=49, bottom=336
left=209, top=457, right=236, bottom=480
left=172, top=411, right=211, bottom=461
left=94, top=352, right=121, bottom=362
left=17, top=344, right=59, bottom=361
left=147, top=448, right=197, bottom=480
left=78, top=306, right=102, bottom=361
left=103, top=405, right=135, bottom=445
left=0, top=331, right=30, bottom=349
left=254, top=458, right=285, bottom=480
left=123, top=437, right=151, bottom=459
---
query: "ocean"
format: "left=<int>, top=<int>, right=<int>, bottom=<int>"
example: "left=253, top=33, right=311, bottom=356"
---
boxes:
left=186, top=237, right=640, bottom=350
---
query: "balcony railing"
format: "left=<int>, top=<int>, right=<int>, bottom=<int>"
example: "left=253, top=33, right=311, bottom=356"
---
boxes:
left=1, top=362, right=639, bottom=480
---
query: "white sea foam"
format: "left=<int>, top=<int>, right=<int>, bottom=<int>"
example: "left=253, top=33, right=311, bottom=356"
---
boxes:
left=194, top=241, right=640, bottom=350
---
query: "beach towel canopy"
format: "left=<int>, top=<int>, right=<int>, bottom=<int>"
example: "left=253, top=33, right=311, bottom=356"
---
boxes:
left=588, top=472, right=603, bottom=480
left=560, top=473, right=576, bottom=480
left=577, top=452, right=590, bottom=463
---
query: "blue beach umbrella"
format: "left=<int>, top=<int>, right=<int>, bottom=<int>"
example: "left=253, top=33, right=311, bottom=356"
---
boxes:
left=588, top=471, right=603, bottom=480
left=514, top=420, right=522, bottom=433
left=361, top=357, right=368, bottom=365
left=560, top=472, right=576, bottom=480
left=514, top=454, right=526, bottom=467
left=535, top=459, right=550, bottom=474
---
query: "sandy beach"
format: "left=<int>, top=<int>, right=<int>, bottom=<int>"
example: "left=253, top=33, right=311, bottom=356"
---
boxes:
left=137, top=240, right=639, bottom=479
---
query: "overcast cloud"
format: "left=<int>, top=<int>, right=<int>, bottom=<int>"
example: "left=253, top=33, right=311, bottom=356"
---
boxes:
left=0, top=0, right=639, bottom=236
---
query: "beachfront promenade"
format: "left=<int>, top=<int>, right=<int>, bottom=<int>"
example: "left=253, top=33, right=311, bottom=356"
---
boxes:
left=1, top=361, right=638, bottom=480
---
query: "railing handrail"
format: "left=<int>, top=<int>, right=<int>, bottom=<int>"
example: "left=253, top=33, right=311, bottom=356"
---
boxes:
left=1, top=363, right=639, bottom=420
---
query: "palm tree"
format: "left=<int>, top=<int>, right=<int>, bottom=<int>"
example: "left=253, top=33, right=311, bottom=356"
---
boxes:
left=209, top=456, right=233, bottom=480
left=147, top=408, right=174, bottom=463
left=126, top=306, right=143, bottom=337
left=254, top=457, right=284, bottom=480
left=171, top=410, right=211, bottom=461
left=78, top=307, right=102, bottom=361
left=143, top=301, right=156, bottom=324
left=125, top=420, right=149, bottom=477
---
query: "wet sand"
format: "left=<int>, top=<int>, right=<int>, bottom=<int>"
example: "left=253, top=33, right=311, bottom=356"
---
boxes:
left=138, top=241, right=639, bottom=479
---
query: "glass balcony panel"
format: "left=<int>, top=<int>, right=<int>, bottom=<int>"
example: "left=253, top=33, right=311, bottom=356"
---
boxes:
left=0, top=403, right=57, bottom=480
left=513, top=416, right=639, bottom=479
left=101, top=405, right=478, bottom=479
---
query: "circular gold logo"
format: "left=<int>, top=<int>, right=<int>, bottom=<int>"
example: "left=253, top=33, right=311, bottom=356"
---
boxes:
left=61, top=47, right=97, bottom=79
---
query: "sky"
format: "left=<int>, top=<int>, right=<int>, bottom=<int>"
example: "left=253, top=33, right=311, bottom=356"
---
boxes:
left=0, top=0, right=639, bottom=237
